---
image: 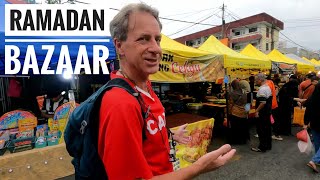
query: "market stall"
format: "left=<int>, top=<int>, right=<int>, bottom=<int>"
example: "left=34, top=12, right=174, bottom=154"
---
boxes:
left=304, top=57, right=320, bottom=71
left=285, top=54, right=315, bottom=73
left=0, top=101, right=77, bottom=179
left=198, top=36, right=271, bottom=79
left=240, top=44, right=296, bottom=75
left=150, top=34, right=225, bottom=83
left=267, top=49, right=311, bottom=74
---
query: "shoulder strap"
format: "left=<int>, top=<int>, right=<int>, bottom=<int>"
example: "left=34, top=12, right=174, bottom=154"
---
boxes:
left=99, top=78, right=148, bottom=139
left=105, top=78, right=148, bottom=118
left=303, top=83, right=312, bottom=92
left=105, top=78, right=138, bottom=96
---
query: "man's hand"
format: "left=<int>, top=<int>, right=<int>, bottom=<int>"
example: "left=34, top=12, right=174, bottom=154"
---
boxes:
left=193, top=144, right=236, bottom=174
left=172, top=124, right=190, bottom=144
left=303, top=123, right=310, bottom=129
left=255, top=111, right=259, bottom=118
left=297, top=102, right=302, bottom=107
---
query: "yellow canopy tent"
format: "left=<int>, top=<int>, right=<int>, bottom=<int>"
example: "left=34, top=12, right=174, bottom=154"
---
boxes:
left=150, top=34, right=225, bottom=83
left=311, top=58, right=320, bottom=65
left=240, top=44, right=296, bottom=75
left=198, top=36, right=271, bottom=79
left=303, top=57, right=320, bottom=71
left=240, top=44, right=270, bottom=61
left=286, top=54, right=315, bottom=72
left=198, top=36, right=271, bottom=69
left=267, top=49, right=312, bottom=74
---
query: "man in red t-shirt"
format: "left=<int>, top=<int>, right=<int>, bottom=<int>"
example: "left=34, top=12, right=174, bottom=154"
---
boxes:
left=98, top=3, right=236, bottom=180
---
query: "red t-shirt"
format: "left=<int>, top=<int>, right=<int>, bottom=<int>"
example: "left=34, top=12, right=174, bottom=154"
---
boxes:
left=98, top=71, right=173, bottom=180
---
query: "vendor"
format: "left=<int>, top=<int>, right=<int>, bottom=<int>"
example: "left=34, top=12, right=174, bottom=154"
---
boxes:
left=40, top=91, right=69, bottom=123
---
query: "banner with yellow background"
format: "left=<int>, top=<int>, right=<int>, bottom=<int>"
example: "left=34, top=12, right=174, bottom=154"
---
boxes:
left=150, top=50, right=224, bottom=83
left=170, top=118, right=214, bottom=168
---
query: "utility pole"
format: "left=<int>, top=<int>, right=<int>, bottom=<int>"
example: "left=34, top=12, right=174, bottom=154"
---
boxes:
left=221, top=3, right=226, bottom=39
left=271, top=22, right=275, bottom=50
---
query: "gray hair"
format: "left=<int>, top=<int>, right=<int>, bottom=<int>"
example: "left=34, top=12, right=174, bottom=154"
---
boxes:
left=255, top=73, right=267, bottom=81
left=110, top=3, right=162, bottom=41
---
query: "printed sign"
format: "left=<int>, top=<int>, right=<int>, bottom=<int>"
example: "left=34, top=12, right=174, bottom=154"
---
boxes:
left=0, top=110, right=36, bottom=130
left=151, top=50, right=224, bottom=83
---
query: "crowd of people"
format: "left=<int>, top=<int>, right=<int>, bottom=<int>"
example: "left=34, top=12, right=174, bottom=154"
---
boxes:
left=228, top=71, right=320, bottom=173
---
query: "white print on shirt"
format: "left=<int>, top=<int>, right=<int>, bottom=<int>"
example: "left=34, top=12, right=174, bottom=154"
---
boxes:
left=147, top=113, right=166, bottom=135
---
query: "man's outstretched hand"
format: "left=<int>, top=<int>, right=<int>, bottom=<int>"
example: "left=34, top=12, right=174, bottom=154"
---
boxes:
left=193, top=144, right=236, bottom=174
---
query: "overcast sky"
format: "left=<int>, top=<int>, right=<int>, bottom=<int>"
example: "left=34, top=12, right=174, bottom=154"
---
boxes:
left=70, top=0, right=319, bottom=51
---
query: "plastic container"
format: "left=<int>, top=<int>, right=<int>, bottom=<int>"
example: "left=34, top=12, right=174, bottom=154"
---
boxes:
left=47, top=136, right=59, bottom=146
left=7, top=137, right=35, bottom=153
left=0, top=141, right=8, bottom=156
left=35, top=137, right=47, bottom=148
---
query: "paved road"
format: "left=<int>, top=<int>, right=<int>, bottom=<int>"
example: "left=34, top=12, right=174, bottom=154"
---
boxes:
left=194, top=126, right=320, bottom=180
left=58, top=127, right=320, bottom=180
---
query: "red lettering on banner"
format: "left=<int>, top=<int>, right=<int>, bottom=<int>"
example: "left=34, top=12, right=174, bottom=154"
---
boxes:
left=172, top=61, right=201, bottom=76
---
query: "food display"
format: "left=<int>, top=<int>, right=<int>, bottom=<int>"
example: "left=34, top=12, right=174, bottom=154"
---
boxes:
left=0, top=102, right=78, bottom=155
left=208, top=99, right=226, bottom=104
left=186, top=103, right=203, bottom=110
left=171, top=118, right=214, bottom=168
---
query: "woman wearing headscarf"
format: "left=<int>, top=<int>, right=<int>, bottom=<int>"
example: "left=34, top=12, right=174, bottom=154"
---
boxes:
left=278, top=74, right=299, bottom=135
left=228, top=79, right=249, bottom=144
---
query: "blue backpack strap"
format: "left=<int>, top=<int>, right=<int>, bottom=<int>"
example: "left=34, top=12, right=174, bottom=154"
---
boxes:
left=65, top=78, right=149, bottom=179
left=103, top=78, right=148, bottom=140
left=85, top=78, right=147, bottom=145
left=104, top=78, right=139, bottom=97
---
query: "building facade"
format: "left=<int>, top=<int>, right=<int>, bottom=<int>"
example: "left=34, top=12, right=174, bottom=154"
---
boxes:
left=175, top=13, right=284, bottom=54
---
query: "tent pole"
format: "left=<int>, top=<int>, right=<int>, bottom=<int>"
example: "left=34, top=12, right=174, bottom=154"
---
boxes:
left=224, top=68, right=230, bottom=128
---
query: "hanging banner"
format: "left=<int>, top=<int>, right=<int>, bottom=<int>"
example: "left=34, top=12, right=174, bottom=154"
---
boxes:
left=150, top=50, right=224, bottom=83
left=272, top=62, right=297, bottom=75
left=170, top=118, right=214, bottom=169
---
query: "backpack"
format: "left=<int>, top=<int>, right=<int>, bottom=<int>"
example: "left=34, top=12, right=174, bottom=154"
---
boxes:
left=64, top=78, right=147, bottom=179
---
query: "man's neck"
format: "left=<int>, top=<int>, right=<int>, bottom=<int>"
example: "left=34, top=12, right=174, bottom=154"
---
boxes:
left=118, top=67, right=149, bottom=92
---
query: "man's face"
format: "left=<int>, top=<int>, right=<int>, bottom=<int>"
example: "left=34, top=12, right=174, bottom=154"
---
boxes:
left=312, top=80, right=318, bottom=86
left=255, top=78, right=261, bottom=86
left=115, top=11, right=162, bottom=76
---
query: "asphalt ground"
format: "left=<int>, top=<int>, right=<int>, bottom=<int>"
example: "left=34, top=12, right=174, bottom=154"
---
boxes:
left=194, top=126, right=320, bottom=180
left=59, top=126, right=320, bottom=180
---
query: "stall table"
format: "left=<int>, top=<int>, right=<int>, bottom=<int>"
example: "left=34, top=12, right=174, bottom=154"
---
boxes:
left=202, top=103, right=226, bottom=108
left=201, top=103, right=226, bottom=137
left=166, top=113, right=209, bottom=128
left=0, top=143, right=74, bottom=180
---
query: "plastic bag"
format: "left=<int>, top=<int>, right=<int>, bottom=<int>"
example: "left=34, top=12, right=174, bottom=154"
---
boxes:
left=297, top=132, right=314, bottom=155
left=244, top=103, right=251, bottom=112
left=270, top=114, right=275, bottom=124
left=296, top=129, right=308, bottom=142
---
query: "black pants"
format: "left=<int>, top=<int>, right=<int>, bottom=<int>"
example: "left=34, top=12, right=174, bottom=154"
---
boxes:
left=229, top=115, right=249, bottom=144
left=278, top=106, right=292, bottom=135
left=272, top=108, right=281, bottom=136
left=256, top=114, right=272, bottom=151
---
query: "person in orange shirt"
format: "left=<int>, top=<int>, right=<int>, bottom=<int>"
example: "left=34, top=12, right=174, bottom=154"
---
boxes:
left=299, top=73, right=316, bottom=100
left=266, top=77, right=283, bottom=141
